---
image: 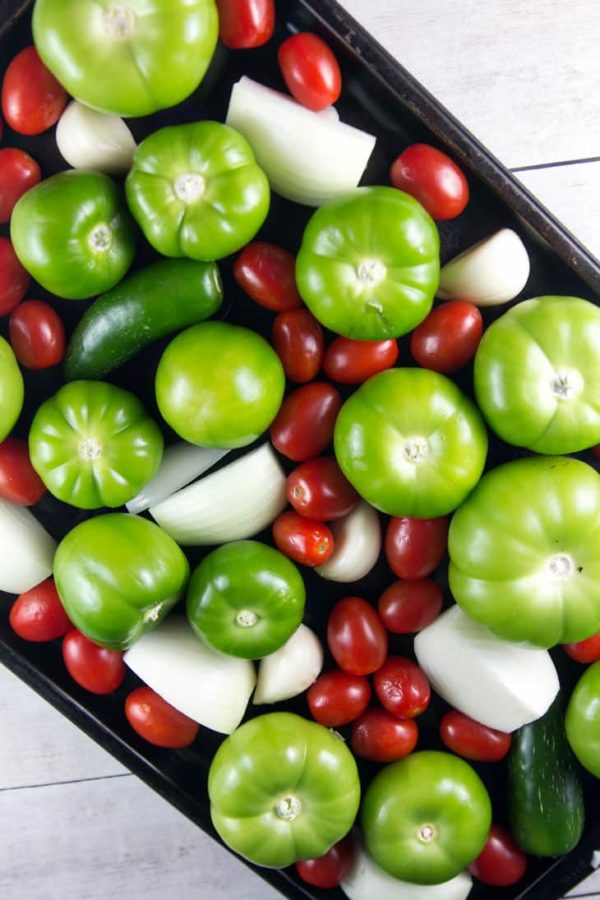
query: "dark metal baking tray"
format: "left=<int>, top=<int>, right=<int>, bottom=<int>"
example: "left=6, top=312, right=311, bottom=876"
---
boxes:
left=1, top=1, right=599, bottom=898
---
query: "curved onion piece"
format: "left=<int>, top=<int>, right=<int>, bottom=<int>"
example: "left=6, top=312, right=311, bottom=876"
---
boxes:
left=437, top=228, right=530, bottom=306
left=254, top=624, right=323, bottom=704
left=56, top=100, right=137, bottom=175
left=0, top=499, right=55, bottom=594
left=316, top=500, right=381, bottom=582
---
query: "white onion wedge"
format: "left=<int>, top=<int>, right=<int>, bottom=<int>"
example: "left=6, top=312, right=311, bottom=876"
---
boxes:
left=414, top=605, right=559, bottom=732
left=0, top=499, right=56, bottom=594
left=437, top=228, right=530, bottom=306
left=226, top=76, right=376, bottom=207
left=56, top=100, right=137, bottom=175
left=149, top=443, right=287, bottom=546
left=124, top=617, right=255, bottom=734
left=126, top=443, right=229, bottom=515
left=254, top=624, right=323, bottom=704
left=316, top=501, right=381, bottom=582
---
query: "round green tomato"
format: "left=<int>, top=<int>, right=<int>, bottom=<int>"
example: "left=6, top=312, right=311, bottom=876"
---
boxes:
left=361, top=750, right=492, bottom=885
left=295, top=187, right=439, bottom=340
left=155, top=321, right=285, bottom=448
left=29, top=381, right=164, bottom=510
left=449, top=456, right=600, bottom=647
left=33, top=0, right=218, bottom=117
left=0, top=336, right=24, bottom=442
left=334, top=368, right=487, bottom=518
left=11, top=171, right=136, bottom=300
left=54, top=513, right=189, bottom=649
left=187, top=541, right=305, bottom=659
left=208, top=712, right=360, bottom=868
left=126, top=122, right=270, bottom=261
left=566, top=661, right=600, bottom=779
left=474, top=296, right=600, bottom=454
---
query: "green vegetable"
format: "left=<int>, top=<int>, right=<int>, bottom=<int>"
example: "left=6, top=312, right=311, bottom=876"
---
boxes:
left=508, top=697, right=585, bottom=856
left=11, top=171, right=136, bottom=300
left=187, top=541, right=305, bottom=659
left=449, top=455, right=600, bottom=647
left=295, top=186, right=439, bottom=340
left=64, top=259, right=223, bottom=380
left=54, top=513, right=189, bottom=649
left=334, top=368, right=487, bottom=517
left=566, top=660, right=600, bottom=779
left=208, top=712, right=360, bottom=867
left=126, top=121, right=270, bottom=261
left=0, top=336, right=24, bottom=442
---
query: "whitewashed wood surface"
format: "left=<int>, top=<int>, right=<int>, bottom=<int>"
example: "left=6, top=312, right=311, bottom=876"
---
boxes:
left=2, top=1, right=600, bottom=898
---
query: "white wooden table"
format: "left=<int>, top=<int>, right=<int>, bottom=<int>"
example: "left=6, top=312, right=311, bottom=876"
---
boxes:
left=2, top=1, right=600, bottom=897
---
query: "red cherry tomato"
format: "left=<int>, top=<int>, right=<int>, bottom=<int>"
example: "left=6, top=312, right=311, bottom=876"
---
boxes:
left=440, top=711, right=512, bottom=762
left=390, top=143, right=469, bottom=221
left=385, top=516, right=449, bottom=580
left=323, top=337, right=399, bottom=384
left=125, top=686, right=200, bottom=749
left=327, top=596, right=388, bottom=676
left=0, top=437, right=46, bottom=505
left=9, top=578, right=72, bottom=642
left=233, top=241, right=302, bottom=312
left=62, top=630, right=126, bottom=695
left=278, top=32, right=342, bottom=112
left=295, top=836, right=355, bottom=890
left=592, top=443, right=600, bottom=460
left=351, top=707, right=418, bottom=763
left=410, top=301, right=483, bottom=374
left=378, top=579, right=443, bottom=633
left=563, top=631, right=600, bottom=663
left=270, top=382, right=341, bottom=461
left=0, top=147, right=41, bottom=223
left=373, top=655, right=430, bottom=718
left=9, top=300, right=66, bottom=369
left=307, top=670, right=371, bottom=727
left=215, top=0, right=275, bottom=49
left=468, top=825, right=527, bottom=887
left=287, top=457, right=358, bottom=521
left=0, top=236, right=30, bottom=315
left=272, top=308, right=324, bottom=383
left=2, top=46, right=68, bottom=136
left=272, top=509, right=334, bottom=567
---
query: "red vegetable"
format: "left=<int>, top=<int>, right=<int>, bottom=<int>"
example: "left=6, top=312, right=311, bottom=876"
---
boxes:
left=272, top=308, right=324, bottom=383
left=373, top=655, right=431, bottom=718
left=0, top=437, right=46, bottom=505
left=295, top=836, right=355, bottom=890
left=440, top=711, right=512, bottom=762
left=323, top=337, right=398, bottom=384
left=378, top=579, right=443, bottom=633
left=270, top=382, right=342, bottom=461
left=125, top=686, right=200, bottom=749
left=9, top=300, right=66, bottom=369
left=272, top=509, right=334, bottom=567
left=307, top=670, right=371, bottom=727
left=327, top=596, right=388, bottom=676
left=2, top=46, right=68, bottom=135
left=385, top=515, right=449, bottom=580
left=410, top=301, right=483, bottom=373
left=62, top=630, right=126, bottom=695
left=390, top=143, right=469, bottom=220
left=287, top=457, right=358, bottom=521
left=233, top=241, right=302, bottom=312
left=0, top=236, right=30, bottom=316
left=216, top=0, right=275, bottom=49
left=278, top=32, right=341, bottom=112
left=9, top=578, right=71, bottom=642
left=468, top=825, right=527, bottom=887
left=563, top=631, right=600, bottom=663
left=351, top=707, right=418, bottom=763
left=0, top=147, right=41, bottom=223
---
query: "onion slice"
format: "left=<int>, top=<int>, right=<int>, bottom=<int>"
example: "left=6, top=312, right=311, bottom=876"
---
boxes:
left=0, top=499, right=56, bottom=594
left=126, top=443, right=229, bottom=515
left=253, top=624, right=323, bottom=704
left=56, top=100, right=137, bottom=175
left=226, top=76, right=376, bottom=207
left=316, top=501, right=381, bottom=582
left=124, top=616, right=256, bottom=735
left=437, top=228, right=530, bottom=306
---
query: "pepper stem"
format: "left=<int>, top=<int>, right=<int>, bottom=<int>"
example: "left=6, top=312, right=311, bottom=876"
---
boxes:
left=275, top=796, right=301, bottom=821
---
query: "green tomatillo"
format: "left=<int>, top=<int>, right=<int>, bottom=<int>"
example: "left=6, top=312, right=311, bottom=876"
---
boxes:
left=566, top=661, right=600, bottom=779
left=0, top=336, right=24, bottom=442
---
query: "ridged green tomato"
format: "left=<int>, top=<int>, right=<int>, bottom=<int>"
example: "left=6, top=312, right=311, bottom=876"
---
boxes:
left=155, top=321, right=285, bottom=448
left=209, top=712, right=360, bottom=868
left=0, top=336, right=24, bottom=441
left=334, top=368, right=487, bottom=517
left=11, top=171, right=136, bottom=300
left=361, top=751, right=492, bottom=885
left=474, top=296, right=600, bottom=453
left=126, top=122, right=270, bottom=261
left=295, top=187, right=439, bottom=340
left=566, top=661, right=600, bottom=779
left=54, top=513, right=189, bottom=649
left=33, top=0, right=218, bottom=117
left=449, top=456, right=600, bottom=647
left=29, top=381, right=164, bottom=510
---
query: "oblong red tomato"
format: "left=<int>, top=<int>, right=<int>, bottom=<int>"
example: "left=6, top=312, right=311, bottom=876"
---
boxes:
left=323, top=337, right=399, bottom=384
left=0, top=147, right=41, bottom=223
left=327, top=596, right=388, bottom=676
left=233, top=241, right=302, bottom=312
left=390, top=143, right=469, bottom=221
left=278, top=32, right=342, bottom=112
left=62, top=630, right=126, bottom=695
left=377, top=579, right=443, bottom=633
left=307, top=670, right=371, bottom=727
left=440, top=711, right=511, bottom=762
left=272, top=509, right=334, bottom=567
left=9, top=300, right=66, bottom=369
left=2, top=46, right=68, bottom=135
left=9, top=578, right=71, bottom=642
left=468, top=825, right=527, bottom=887
left=410, top=301, right=483, bottom=373
left=385, top=515, right=449, bottom=580
left=272, top=308, right=324, bottom=383
left=270, top=382, right=342, bottom=461
left=295, top=836, right=355, bottom=890
left=216, top=0, right=275, bottom=49
left=0, top=236, right=30, bottom=316
left=125, top=686, right=200, bottom=749
left=373, top=655, right=430, bottom=718
left=287, top=456, right=358, bottom=521
left=0, top=437, right=46, bottom=505
left=562, top=631, right=600, bottom=663
left=351, top=707, right=418, bottom=763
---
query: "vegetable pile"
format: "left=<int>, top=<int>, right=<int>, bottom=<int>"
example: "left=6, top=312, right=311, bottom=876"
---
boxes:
left=1, top=1, right=600, bottom=897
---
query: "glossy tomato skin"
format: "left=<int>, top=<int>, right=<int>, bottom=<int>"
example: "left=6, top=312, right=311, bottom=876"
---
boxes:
left=278, top=32, right=341, bottom=112
left=2, top=46, right=68, bottom=135
left=0, top=437, right=46, bottom=505
left=327, top=596, right=388, bottom=676
left=378, top=579, right=443, bottom=633
left=272, top=308, right=324, bottom=383
left=468, top=825, right=527, bottom=887
left=307, top=670, right=371, bottom=727
left=270, top=382, right=341, bottom=462
left=233, top=241, right=302, bottom=312
left=563, top=631, right=600, bottom=663
left=272, top=509, right=334, bottom=567
left=390, top=143, right=469, bottom=221
left=0, top=147, right=41, bottom=223
left=374, top=656, right=431, bottom=718
left=440, top=711, right=512, bottom=762
left=0, top=237, right=30, bottom=316
left=323, top=337, right=399, bottom=384
left=62, top=629, right=126, bottom=694
left=385, top=515, right=449, bottom=580
left=295, top=836, right=355, bottom=889
left=351, top=707, right=418, bottom=762
left=216, top=0, right=274, bottom=48
left=287, top=456, right=358, bottom=521
left=125, top=686, right=200, bottom=749
left=9, top=578, right=71, bottom=642
left=9, top=300, right=65, bottom=369
left=411, top=301, right=483, bottom=373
